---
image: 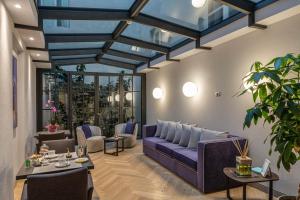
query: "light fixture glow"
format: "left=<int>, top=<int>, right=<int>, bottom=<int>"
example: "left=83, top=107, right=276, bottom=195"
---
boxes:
left=191, top=0, right=207, bottom=8
left=152, top=88, right=163, bottom=99
left=107, top=96, right=113, bottom=102
left=14, top=4, right=22, bottom=9
left=36, top=53, right=40, bottom=57
left=182, top=82, right=198, bottom=97
left=29, top=37, right=34, bottom=41
left=115, top=94, right=120, bottom=102
left=160, top=29, right=167, bottom=33
left=125, top=93, right=132, bottom=101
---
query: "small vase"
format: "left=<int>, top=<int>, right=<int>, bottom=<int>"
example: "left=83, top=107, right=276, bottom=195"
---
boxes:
left=236, top=156, right=252, bottom=176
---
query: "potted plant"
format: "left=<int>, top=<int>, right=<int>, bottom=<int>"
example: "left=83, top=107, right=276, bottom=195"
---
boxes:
left=238, top=54, right=300, bottom=199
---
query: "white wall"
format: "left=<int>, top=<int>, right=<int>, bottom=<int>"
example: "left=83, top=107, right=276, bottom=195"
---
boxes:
left=146, top=14, right=300, bottom=195
left=0, top=1, right=36, bottom=199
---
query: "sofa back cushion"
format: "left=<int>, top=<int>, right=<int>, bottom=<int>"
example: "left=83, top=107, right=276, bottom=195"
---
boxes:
left=159, top=121, right=169, bottom=139
left=165, top=121, right=177, bottom=142
left=200, top=128, right=228, bottom=141
left=179, top=124, right=192, bottom=147
left=172, top=123, right=183, bottom=144
left=154, top=120, right=163, bottom=137
left=187, top=127, right=202, bottom=149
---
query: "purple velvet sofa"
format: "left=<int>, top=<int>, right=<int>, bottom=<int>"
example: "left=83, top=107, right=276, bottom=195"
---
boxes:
left=143, top=124, right=246, bottom=193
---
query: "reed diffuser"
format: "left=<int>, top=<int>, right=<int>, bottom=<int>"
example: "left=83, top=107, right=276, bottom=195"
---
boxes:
left=233, top=139, right=252, bottom=176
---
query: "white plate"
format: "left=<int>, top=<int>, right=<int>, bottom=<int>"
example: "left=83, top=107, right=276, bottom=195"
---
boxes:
left=45, top=154, right=58, bottom=159
left=55, top=161, right=70, bottom=168
left=75, top=157, right=88, bottom=163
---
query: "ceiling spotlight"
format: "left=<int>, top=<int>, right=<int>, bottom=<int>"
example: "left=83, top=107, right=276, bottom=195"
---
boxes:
left=126, top=20, right=132, bottom=25
left=14, top=4, right=22, bottom=9
left=36, top=54, right=40, bottom=57
left=191, top=0, right=207, bottom=8
left=29, top=37, right=34, bottom=41
left=160, top=29, right=167, bottom=33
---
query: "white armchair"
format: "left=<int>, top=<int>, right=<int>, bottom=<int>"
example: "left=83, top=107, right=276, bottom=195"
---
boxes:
left=76, top=126, right=105, bottom=153
left=115, top=123, right=138, bottom=148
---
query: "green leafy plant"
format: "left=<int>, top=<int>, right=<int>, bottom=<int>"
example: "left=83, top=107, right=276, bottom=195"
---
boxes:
left=238, top=54, right=300, bottom=171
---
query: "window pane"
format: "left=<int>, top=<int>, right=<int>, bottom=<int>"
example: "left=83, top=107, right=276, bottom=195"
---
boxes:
left=122, top=22, right=187, bottom=47
left=40, top=0, right=135, bottom=9
left=43, top=20, right=119, bottom=34
left=111, top=42, right=157, bottom=57
left=52, top=54, right=96, bottom=60
left=61, top=64, right=133, bottom=74
left=48, top=42, right=105, bottom=50
left=102, top=54, right=141, bottom=65
left=141, top=0, right=239, bottom=31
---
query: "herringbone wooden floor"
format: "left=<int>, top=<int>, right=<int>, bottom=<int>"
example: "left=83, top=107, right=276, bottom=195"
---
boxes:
left=14, top=142, right=275, bottom=200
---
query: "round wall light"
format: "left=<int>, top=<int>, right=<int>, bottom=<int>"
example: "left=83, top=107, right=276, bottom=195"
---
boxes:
left=182, top=82, right=198, bottom=97
left=191, top=0, right=207, bottom=8
left=115, top=94, right=120, bottom=102
left=152, top=88, right=163, bottom=99
left=125, top=93, right=133, bottom=101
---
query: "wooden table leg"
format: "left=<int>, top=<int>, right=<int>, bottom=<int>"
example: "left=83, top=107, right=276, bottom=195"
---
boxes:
left=122, top=139, right=124, bottom=152
left=269, top=181, right=273, bottom=200
left=243, top=184, right=247, bottom=200
left=116, top=141, right=118, bottom=156
left=226, top=177, right=232, bottom=200
left=104, top=141, right=106, bottom=154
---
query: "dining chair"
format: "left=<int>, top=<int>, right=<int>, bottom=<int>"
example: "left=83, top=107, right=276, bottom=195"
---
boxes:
left=21, top=168, right=94, bottom=200
left=42, top=139, right=75, bottom=154
left=36, top=132, right=65, bottom=153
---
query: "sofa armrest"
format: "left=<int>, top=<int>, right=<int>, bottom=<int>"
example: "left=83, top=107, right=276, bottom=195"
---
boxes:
left=142, top=125, right=157, bottom=139
left=197, top=137, right=246, bottom=193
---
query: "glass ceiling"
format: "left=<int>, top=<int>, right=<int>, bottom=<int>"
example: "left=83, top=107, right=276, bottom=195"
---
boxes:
left=61, top=64, right=133, bottom=74
left=141, top=0, right=239, bottom=31
left=38, top=0, right=274, bottom=70
left=39, top=0, right=135, bottom=9
left=122, top=22, right=187, bottom=47
left=43, top=20, right=119, bottom=34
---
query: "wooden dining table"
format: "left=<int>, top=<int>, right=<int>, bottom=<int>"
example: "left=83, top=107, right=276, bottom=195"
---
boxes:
left=16, top=152, right=94, bottom=180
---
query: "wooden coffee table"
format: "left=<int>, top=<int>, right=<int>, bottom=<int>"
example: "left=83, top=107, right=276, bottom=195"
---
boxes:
left=104, top=137, right=125, bottom=156
left=223, top=167, right=279, bottom=200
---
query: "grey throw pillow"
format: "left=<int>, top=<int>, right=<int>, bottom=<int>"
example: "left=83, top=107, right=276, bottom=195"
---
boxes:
left=179, top=124, right=192, bottom=147
left=159, top=121, right=169, bottom=139
left=200, top=128, right=228, bottom=141
left=165, top=121, right=177, bottom=142
left=154, top=120, right=163, bottom=137
left=187, top=127, right=202, bottom=149
left=172, top=123, right=183, bottom=144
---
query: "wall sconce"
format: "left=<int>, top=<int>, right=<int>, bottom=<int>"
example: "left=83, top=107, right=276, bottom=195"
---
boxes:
left=152, top=88, right=163, bottom=99
left=115, top=94, right=120, bottom=102
left=125, top=93, right=133, bottom=101
left=182, top=82, right=198, bottom=97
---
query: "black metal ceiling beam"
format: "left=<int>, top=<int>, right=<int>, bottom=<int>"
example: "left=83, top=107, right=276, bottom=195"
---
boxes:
left=129, top=0, right=149, bottom=18
left=49, top=48, right=149, bottom=62
left=135, top=14, right=200, bottom=39
left=52, top=57, right=97, bottom=65
left=38, top=6, right=129, bottom=21
left=97, top=58, right=136, bottom=70
left=218, top=0, right=255, bottom=14
left=45, top=34, right=113, bottom=43
left=106, top=49, right=149, bottom=62
left=33, top=60, right=50, bottom=63
left=112, top=21, right=129, bottom=40
left=27, top=47, right=48, bottom=51
left=117, top=36, right=169, bottom=54
left=45, top=34, right=169, bottom=54
left=248, top=12, right=267, bottom=29
left=15, top=24, right=42, bottom=31
left=38, top=7, right=199, bottom=39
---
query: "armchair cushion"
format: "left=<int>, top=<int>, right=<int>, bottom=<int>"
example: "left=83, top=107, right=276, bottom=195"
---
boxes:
left=124, top=122, right=136, bottom=134
left=82, top=125, right=92, bottom=139
left=173, top=148, right=198, bottom=170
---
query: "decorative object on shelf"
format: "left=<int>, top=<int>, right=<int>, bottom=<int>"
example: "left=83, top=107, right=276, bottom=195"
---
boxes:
left=261, top=158, right=271, bottom=177
left=152, top=87, right=163, bottom=99
left=233, top=139, right=252, bottom=176
left=182, top=82, right=198, bottom=97
left=237, top=53, right=300, bottom=171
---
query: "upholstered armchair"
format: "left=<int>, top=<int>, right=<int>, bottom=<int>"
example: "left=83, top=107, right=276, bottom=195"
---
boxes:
left=76, top=126, right=105, bottom=153
left=115, top=123, right=138, bottom=148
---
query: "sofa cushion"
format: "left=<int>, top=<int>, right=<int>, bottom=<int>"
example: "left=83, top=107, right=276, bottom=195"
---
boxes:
left=165, top=122, right=177, bottom=142
left=159, top=121, right=169, bottom=139
left=179, top=124, right=192, bottom=147
left=156, top=142, right=184, bottom=157
left=143, top=137, right=167, bottom=149
left=200, top=129, right=228, bottom=141
left=173, top=148, right=198, bottom=170
left=154, top=120, right=164, bottom=137
left=82, top=125, right=92, bottom=139
left=172, top=123, right=183, bottom=144
left=187, top=127, right=202, bottom=149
